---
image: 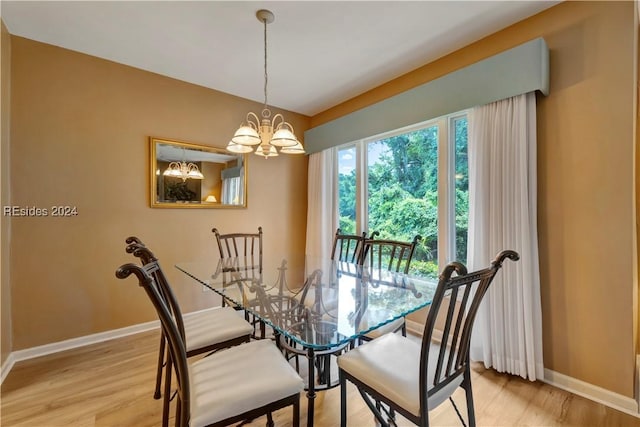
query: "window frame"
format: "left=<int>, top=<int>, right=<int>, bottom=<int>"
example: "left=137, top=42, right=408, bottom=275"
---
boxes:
left=336, top=111, right=468, bottom=271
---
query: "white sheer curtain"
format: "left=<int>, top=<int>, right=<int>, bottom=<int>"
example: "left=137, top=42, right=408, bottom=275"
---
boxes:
left=221, top=175, right=243, bottom=205
left=305, top=148, right=338, bottom=258
left=467, top=92, right=544, bottom=381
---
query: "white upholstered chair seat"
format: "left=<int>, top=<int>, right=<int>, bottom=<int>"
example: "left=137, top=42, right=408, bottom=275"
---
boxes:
left=337, top=333, right=462, bottom=417
left=189, top=339, right=304, bottom=427
left=183, top=307, right=254, bottom=353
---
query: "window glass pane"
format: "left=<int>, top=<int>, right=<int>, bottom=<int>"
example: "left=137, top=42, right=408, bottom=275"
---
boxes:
left=366, top=126, right=439, bottom=278
left=221, top=176, right=243, bottom=205
left=338, top=147, right=356, bottom=234
left=454, top=117, right=469, bottom=263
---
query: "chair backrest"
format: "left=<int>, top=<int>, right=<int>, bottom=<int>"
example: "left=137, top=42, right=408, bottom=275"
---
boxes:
left=212, top=226, right=263, bottom=278
left=361, top=234, right=421, bottom=274
left=116, top=262, right=191, bottom=427
left=419, top=250, right=519, bottom=417
left=331, top=229, right=373, bottom=263
left=123, top=237, right=187, bottom=343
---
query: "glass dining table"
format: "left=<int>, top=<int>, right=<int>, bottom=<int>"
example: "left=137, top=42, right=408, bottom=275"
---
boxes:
left=176, top=256, right=437, bottom=426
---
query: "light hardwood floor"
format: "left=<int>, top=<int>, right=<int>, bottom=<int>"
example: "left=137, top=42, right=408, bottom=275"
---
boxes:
left=2, top=329, right=639, bottom=427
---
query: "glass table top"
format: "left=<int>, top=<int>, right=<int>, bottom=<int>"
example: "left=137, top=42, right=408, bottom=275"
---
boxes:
left=176, top=256, right=437, bottom=350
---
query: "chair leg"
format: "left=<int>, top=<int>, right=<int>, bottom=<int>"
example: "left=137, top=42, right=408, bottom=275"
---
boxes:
left=154, top=335, right=166, bottom=399
left=293, top=395, right=300, bottom=427
left=315, top=355, right=326, bottom=384
left=339, top=371, right=347, bottom=427
left=401, top=319, right=407, bottom=337
left=162, top=355, right=173, bottom=427
left=463, top=368, right=476, bottom=427
left=357, top=388, right=389, bottom=427
left=174, top=394, right=181, bottom=427
left=324, top=355, right=331, bottom=385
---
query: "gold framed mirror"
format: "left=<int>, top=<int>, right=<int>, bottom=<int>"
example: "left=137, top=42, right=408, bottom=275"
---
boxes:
left=150, top=137, right=247, bottom=208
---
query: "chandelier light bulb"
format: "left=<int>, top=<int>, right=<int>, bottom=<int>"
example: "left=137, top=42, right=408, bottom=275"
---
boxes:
left=231, top=123, right=261, bottom=146
left=279, top=141, right=305, bottom=155
left=271, top=125, right=298, bottom=147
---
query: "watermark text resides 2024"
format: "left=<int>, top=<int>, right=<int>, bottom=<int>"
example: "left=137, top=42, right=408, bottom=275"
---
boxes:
left=3, top=206, right=78, bottom=217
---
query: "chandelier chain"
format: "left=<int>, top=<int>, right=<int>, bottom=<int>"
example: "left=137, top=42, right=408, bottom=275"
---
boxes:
left=263, top=16, right=268, bottom=112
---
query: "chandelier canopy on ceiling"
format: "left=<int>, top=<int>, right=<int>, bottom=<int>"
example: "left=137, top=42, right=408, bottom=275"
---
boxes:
left=226, top=9, right=305, bottom=159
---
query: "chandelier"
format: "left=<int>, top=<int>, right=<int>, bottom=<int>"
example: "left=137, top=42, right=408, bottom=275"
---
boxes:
left=226, top=9, right=305, bottom=159
left=163, top=161, right=204, bottom=182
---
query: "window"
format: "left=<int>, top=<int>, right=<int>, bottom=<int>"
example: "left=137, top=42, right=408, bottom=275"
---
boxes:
left=453, top=116, right=469, bottom=264
left=336, top=113, right=468, bottom=278
left=221, top=166, right=245, bottom=205
left=337, top=146, right=357, bottom=234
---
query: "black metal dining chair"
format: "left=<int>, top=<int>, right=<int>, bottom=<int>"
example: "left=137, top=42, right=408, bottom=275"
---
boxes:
left=212, top=226, right=264, bottom=331
left=361, top=234, right=421, bottom=274
left=298, top=228, right=369, bottom=313
left=212, top=226, right=263, bottom=282
left=359, top=234, right=421, bottom=341
left=116, top=260, right=304, bottom=427
left=124, top=237, right=253, bottom=423
left=331, top=228, right=375, bottom=263
left=337, top=250, right=519, bottom=427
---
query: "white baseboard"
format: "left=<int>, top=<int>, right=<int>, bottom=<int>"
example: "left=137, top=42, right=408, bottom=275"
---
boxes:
left=10, top=320, right=161, bottom=365
left=0, top=307, right=229, bottom=385
left=407, top=318, right=639, bottom=418
left=1, top=351, right=16, bottom=384
left=543, top=368, right=639, bottom=418
left=0, top=319, right=161, bottom=385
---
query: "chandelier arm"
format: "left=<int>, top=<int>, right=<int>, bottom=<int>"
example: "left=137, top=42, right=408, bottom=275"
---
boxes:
left=246, top=111, right=261, bottom=128
left=271, top=113, right=285, bottom=127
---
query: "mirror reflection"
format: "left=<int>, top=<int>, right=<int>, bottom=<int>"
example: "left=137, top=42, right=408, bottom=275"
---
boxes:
left=150, top=137, right=247, bottom=208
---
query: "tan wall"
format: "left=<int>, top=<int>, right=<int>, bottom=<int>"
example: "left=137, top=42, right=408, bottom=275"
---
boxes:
left=1, top=21, right=13, bottom=366
left=314, top=2, right=637, bottom=398
left=9, top=36, right=310, bottom=350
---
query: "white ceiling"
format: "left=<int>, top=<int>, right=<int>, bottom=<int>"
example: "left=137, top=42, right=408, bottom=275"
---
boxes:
left=1, top=1, right=559, bottom=116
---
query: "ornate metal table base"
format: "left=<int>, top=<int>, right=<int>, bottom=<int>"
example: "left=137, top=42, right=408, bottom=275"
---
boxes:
left=278, top=334, right=350, bottom=426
